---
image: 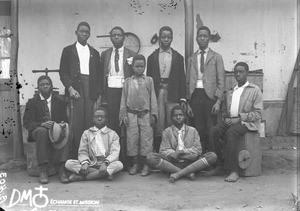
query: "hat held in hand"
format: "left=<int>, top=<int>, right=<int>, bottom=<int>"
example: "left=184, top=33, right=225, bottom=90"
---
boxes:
left=48, top=122, right=69, bottom=149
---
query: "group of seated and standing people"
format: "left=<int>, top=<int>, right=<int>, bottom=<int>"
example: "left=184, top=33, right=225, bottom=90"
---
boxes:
left=23, top=21, right=262, bottom=184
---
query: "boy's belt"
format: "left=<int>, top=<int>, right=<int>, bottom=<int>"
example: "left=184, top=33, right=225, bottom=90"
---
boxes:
left=127, top=107, right=149, bottom=117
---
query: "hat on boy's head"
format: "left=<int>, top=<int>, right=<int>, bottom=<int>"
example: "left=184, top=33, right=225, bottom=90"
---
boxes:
left=48, top=122, right=69, bottom=149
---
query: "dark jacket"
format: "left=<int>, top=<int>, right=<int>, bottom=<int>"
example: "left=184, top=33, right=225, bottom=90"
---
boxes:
left=23, top=94, right=68, bottom=142
left=59, top=42, right=102, bottom=100
left=147, top=48, right=186, bottom=102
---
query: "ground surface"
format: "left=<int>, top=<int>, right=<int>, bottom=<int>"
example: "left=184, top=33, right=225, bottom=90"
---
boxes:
left=0, top=167, right=297, bottom=211
left=0, top=148, right=298, bottom=211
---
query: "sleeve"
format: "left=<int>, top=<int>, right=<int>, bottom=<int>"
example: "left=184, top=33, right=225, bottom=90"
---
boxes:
left=59, top=47, right=73, bottom=89
left=214, top=54, right=225, bottom=101
left=159, top=129, right=176, bottom=158
left=185, top=57, right=192, bottom=100
left=177, top=55, right=186, bottom=100
left=146, top=55, right=153, bottom=77
left=78, top=131, right=91, bottom=164
left=149, top=77, right=158, bottom=119
left=119, top=80, right=128, bottom=125
left=239, top=87, right=263, bottom=123
left=221, top=92, right=229, bottom=120
left=105, top=131, right=121, bottom=163
left=95, top=50, right=103, bottom=96
left=182, top=128, right=202, bottom=155
left=23, top=100, right=42, bottom=132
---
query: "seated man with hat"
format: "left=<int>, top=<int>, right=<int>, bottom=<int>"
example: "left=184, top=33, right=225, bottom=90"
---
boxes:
left=23, top=75, right=70, bottom=184
left=65, top=107, right=123, bottom=182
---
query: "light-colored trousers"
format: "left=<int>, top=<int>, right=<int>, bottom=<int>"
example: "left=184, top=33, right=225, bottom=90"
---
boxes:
left=65, top=159, right=123, bottom=176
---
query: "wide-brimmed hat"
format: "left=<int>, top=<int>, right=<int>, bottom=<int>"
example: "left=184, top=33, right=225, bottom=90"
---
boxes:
left=48, top=122, right=69, bottom=149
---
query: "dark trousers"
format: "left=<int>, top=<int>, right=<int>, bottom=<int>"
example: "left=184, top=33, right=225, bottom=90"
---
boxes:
left=32, top=127, right=69, bottom=166
left=209, top=121, right=249, bottom=172
left=191, top=88, right=217, bottom=152
left=107, top=87, right=122, bottom=136
left=71, top=74, right=94, bottom=158
left=107, top=87, right=128, bottom=168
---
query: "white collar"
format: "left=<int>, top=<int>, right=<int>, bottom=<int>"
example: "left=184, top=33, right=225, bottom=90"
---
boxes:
left=39, top=93, right=52, bottom=103
left=234, top=81, right=249, bottom=91
left=198, top=47, right=209, bottom=54
left=113, top=46, right=124, bottom=53
left=76, top=41, right=89, bottom=49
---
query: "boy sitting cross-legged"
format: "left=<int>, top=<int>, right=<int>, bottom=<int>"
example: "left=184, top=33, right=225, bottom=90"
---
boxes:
left=65, top=107, right=123, bottom=182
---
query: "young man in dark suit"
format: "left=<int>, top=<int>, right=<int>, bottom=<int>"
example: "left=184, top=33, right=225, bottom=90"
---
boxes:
left=100, top=26, right=136, bottom=137
left=186, top=26, right=225, bottom=152
left=147, top=26, right=186, bottom=152
left=23, top=75, right=69, bottom=184
left=59, top=22, right=102, bottom=157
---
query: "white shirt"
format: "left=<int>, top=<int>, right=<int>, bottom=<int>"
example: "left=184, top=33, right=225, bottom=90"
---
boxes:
left=76, top=42, right=90, bottom=75
left=177, top=125, right=186, bottom=150
left=109, top=46, right=124, bottom=76
left=92, top=126, right=107, bottom=157
left=39, top=93, right=52, bottom=118
left=230, top=81, right=249, bottom=117
left=196, top=47, right=209, bottom=88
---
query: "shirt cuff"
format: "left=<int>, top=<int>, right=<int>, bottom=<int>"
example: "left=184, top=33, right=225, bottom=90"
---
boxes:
left=81, top=160, right=89, bottom=165
left=180, top=98, right=186, bottom=103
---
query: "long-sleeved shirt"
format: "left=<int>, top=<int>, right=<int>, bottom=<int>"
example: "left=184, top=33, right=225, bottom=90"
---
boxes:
left=78, top=126, right=120, bottom=166
left=119, top=75, right=158, bottom=122
left=160, top=124, right=202, bottom=158
left=222, top=82, right=263, bottom=131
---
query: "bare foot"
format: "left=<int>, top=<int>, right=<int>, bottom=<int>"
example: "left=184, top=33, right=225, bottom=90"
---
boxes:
left=186, top=173, right=195, bottom=181
left=169, top=173, right=178, bottom=183
left=225, top=171, right=239, bottom=182
left=69, top=174, right=85, bottom=182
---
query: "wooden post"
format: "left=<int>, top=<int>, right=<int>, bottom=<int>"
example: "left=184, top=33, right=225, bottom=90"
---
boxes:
left=184, top=0, right=194, bottom=70
left=11, top=0, right=24, bottom=159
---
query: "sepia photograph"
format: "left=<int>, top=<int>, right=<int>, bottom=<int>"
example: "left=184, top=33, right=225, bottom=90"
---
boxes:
left=0, top=0, right=299, bottom=210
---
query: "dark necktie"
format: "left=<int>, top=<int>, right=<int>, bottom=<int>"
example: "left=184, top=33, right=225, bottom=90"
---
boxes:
left=200, top=50, right=205, bottom=73
left=115, top=48, right=120, bottom=73
left=44, top=100, right=51, bottom=121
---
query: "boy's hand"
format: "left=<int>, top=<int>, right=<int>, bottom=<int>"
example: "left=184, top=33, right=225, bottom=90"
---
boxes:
left=80, top=163, right=89, bottom=175
left=99, top=164, right=107, bottom=175
left=41, top=121, right=54, bottom=129
left=186, top=103, right=194, bottom=118
left=169, top=150, right=184, bottom=160
left=211, top=102, right=220, bottom=115
left=123, top=116, right=129, bottom=126
left=151, top=115, right=157, bottom=126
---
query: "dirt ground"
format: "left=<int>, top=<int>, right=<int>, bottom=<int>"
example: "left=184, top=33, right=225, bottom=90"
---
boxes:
left=0, top=163, right=298, bottom=211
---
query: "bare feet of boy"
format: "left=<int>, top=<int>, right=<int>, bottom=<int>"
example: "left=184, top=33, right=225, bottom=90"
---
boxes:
left=225, top=171, right=239, bottom=182
left=169, top=173, right=178, bottom=183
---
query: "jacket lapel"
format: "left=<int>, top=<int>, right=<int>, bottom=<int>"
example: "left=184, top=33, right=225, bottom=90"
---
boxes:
left=105, top=48, right=113, bottom=75
left=70, top=43, right=79, bottom=60
left=192, top=53, right=198, bottom=77
left=153, top=49, right=160, bottom=77
left=123, top=48, right=129, bottom=68
left=205, top=49, right=213, bottom=65
left=170, top=48, right=177, bottom=70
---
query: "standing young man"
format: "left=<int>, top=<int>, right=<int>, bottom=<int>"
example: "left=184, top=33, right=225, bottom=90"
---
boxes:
left=186, top=26, right=225, bottom=152
left=147, top=26, right=186, bottom=152
left=59, top=22, right=102, bottom=157
left=100, top=26, right=136, bottom=137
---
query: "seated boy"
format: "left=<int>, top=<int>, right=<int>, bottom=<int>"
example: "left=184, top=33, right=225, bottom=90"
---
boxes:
left=65, top=107, right=123, bottom=181
left=147, top=105, right=217, bottom=183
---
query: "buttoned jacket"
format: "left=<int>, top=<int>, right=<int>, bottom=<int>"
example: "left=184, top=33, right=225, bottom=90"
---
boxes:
left=186, top=49, right=225, bottom=101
